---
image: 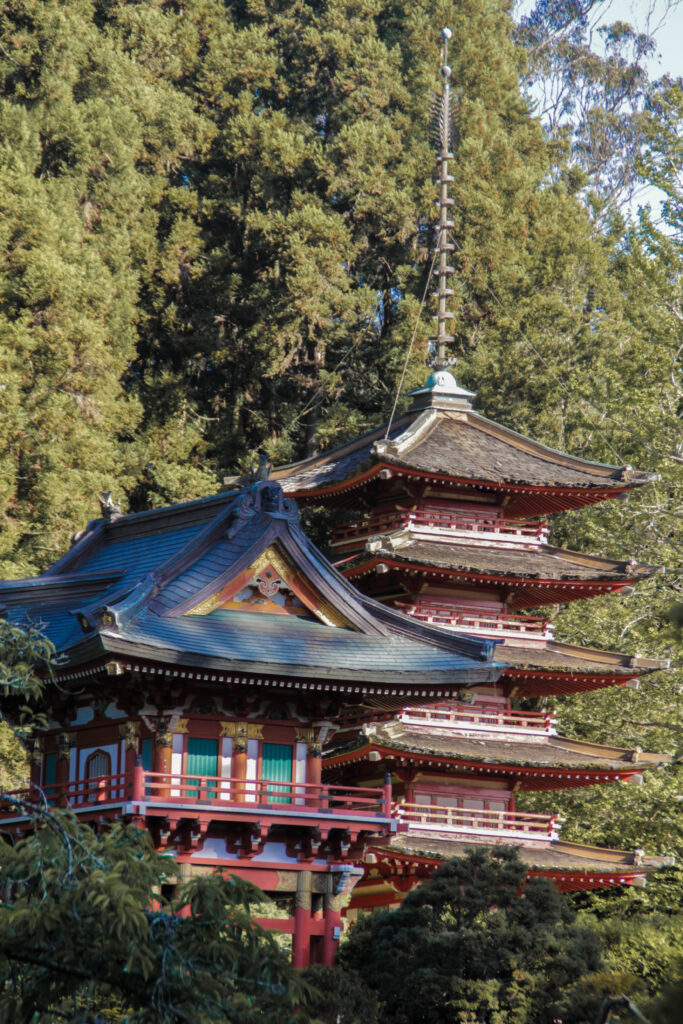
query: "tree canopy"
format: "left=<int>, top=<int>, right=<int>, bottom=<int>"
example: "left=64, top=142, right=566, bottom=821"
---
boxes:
left=334, top=848, right=604, bottom=1024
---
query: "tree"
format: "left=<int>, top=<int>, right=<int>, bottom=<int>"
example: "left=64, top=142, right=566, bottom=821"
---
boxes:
left=0, top=815, right=314, bottom=1024
left=337, top=848, right=605, bottom=1024
left=514, top=0, right=683, bottom=214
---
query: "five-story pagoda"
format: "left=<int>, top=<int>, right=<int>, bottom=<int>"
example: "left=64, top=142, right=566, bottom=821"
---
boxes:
left=267, top=29, right=671, bottom=907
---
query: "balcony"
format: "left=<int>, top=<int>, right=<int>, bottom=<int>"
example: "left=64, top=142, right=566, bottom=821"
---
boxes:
left=395, top=802, right=561, bottom=846
left=398, top=704, right=557, bottom=741
left=396, top=602, right=554, bottom=642
left=332, top=508, right=549, bottom=551
left=0, top=769, right=394, bottom=846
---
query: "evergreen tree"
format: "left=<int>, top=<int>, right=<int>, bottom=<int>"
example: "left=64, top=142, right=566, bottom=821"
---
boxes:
left=338, top=848, right=604, bottom=1024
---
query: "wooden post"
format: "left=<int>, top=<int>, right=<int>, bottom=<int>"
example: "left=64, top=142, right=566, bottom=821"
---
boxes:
left=153, top=724, right=173, bottom=800
left=382, top=771, right=392, bottom=818
left=120, top=721, right=140, bottom=799
left=56, top=733, right=73, bottom=805
left=322, top=886, right=343, bottom=966
left=29, top=738, right=43, bottom=793
left=232, top=739, right=248, bottom=803
left=292, top=871, right=312, bottom=969
left=307, top=743, right=322, bottom=809
left=132, top=755, right=145, bottom=804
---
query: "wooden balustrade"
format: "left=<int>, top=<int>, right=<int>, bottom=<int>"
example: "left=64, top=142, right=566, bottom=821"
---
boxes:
left=332, top=509, right=548, bottom=545
left=397, top=602, right=553, bottom=637
left=395, top=802, right=560, bottom=842
left=399, top=705, right=556, bottom=734
left=0, top=771, right=391, bottom=819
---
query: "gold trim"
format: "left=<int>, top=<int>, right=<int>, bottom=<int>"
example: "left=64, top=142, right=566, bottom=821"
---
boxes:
left=118, top=721, right=140, bottom=750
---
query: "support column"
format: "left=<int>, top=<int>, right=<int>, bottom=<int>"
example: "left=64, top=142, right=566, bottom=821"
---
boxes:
left=119, top=721, right=140, bottom=792
left=306, top=743, right=322, bottom=809
left=56, top=733, right=74, bottom=805
left=29, top=737, right=43, bottom=791
left=153, top=721, right=173, bottom=800
left=232, top=738, right=248, bottom=803
left=322, top=886, right=343, bottom=966
left=292, top=871, right=313, bottom=969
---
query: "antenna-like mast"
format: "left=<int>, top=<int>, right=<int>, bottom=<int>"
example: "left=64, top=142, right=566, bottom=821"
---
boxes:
left=429, top=27, right=456, bottom=371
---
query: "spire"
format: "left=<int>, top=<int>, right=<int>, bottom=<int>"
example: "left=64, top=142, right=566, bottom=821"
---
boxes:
left=409, top=28, right=474, bottom=413
left=430, top=27, right=456, bottom=372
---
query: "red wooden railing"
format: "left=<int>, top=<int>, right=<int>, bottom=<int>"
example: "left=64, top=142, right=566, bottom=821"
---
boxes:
left=395, top=802, right=560, bottom=842
left=396, top=602, right=553, bottom=637
left=399, top=705, right=556, bottom=734
left=332, top=509, right=548, bottom=545
left=1, top=770, right=392, bottom=819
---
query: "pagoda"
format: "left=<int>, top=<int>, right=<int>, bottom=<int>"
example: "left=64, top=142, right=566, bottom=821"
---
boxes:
left=265, top=30, right=671, bottom=903
left=0, top=479, right=501, bottom=967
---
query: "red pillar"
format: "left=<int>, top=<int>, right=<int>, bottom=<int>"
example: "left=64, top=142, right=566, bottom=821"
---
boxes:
left=322, top=891, right=343, bottom=966
left=29, top=739, right=42, bottom=792
left=382, top=771, right=393, bottom=817
left=306, top=743, right=322, bottom=808
left=292, top=871, right=312, bottom=969
left=153, top=728, right=173, bottom=800
left=232, top=740, right=248, bottom=802
left=120, top=721, right=139, bottom=798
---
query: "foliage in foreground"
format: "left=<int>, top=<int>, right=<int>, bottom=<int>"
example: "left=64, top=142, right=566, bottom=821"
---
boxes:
left=330, top=848, right=606, bottom=1024
left=0, top=809, right=317, bottom=1024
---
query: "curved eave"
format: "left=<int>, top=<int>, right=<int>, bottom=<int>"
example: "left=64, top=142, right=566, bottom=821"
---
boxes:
left=285, top=461, right=647, bottom=516
left=52, top=637, right=502, bottom=694
left=323, top=742, right=654, bottom=791
left=358, top=842, right=670, bottom=895
left=504, top=669, right=637, bottom=697
left=342, top=555, right=647, bottom=606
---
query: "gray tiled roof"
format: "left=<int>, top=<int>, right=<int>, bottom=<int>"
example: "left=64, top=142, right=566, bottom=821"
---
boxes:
left=381, top=834, right=669, bottom=874
left=272, top=409, right=656, bottom=495
left=337, top=721, right=666, bottom=770
left=343, top=535, right=659, bottom=582
left=98, top=609, right=502, bottom=684
left=0, top=482, right=502, bottom=687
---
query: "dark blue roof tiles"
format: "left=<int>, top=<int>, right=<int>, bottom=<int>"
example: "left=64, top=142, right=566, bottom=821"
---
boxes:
left=104, top=609, right=501, bottom=683
left=6, top=603, right=83, bottom=651
left=154, top=521, right=265, bottom=614
left=74, top=522, right=207, bottom=576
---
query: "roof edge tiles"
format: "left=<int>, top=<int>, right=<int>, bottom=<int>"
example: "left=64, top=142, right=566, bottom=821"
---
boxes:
left=371, top=836, right=673, bottom=877
left=265, top=403, right=658, bottom=499
left=324, top=729, right=670, bottom=774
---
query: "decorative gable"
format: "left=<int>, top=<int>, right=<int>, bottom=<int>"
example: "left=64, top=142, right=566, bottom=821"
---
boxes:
left=182, top=544, right=352, bottom=628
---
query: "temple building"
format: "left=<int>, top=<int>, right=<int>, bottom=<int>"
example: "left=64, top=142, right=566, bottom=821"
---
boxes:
left=0, top=479, right=501, bottom=966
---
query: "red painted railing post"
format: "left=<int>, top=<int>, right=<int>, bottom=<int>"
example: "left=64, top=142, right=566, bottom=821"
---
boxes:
left=132, top=756, right=144, bottom=804
left=382, top=772, right=392, bottom=818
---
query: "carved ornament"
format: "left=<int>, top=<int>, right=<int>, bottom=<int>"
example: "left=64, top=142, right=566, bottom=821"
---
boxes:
left=56, top=733, right=75, bottom=761
left=118, top=721, right=140, bottom=750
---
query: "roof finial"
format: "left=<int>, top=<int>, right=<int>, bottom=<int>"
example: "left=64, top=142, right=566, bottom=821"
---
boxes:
left=428, top=27, right=458, bottom=372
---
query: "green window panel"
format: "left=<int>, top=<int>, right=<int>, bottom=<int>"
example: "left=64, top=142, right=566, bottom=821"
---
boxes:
left=186, top=737, right=218, bottom=799
left=261, top=743, right=292, bottom=804
left=44, top=752, right=57, bottom=803
left=141, top=737, right=153, bottom=797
